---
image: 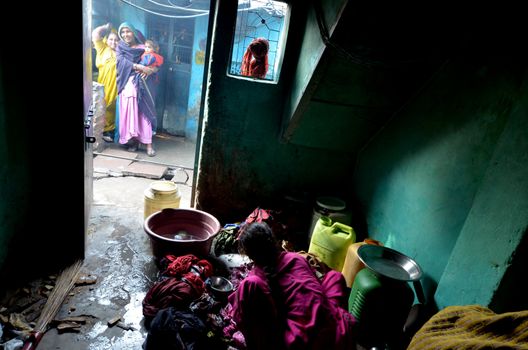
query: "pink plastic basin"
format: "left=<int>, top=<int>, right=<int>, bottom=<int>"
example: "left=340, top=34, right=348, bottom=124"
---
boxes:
left=144, top=208, right=221, bottom=259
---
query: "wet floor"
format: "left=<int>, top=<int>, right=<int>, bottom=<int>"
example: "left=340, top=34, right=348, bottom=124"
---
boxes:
left=2, top=135, right=373, bottom=349
left=35, top=178, right=179, bottom=349
left=37, top=137, right=196, bottom=349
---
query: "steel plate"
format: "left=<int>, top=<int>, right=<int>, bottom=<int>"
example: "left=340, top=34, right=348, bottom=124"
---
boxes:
left=357, top=245, right=422, bottom=281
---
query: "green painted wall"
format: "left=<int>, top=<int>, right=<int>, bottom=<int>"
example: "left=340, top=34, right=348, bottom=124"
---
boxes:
left=195, top=1, right=526, bottom=312
left=285, top=2, right=444, bottom=153
left=282, top=0, right=346, bottom=126
left=435, top=80, right=528, bottom=310
left=197, top=1, right=355, bottom=223
left=281, top=1, right=326, bottom=126
left=354, top=59, right=528, bottom=311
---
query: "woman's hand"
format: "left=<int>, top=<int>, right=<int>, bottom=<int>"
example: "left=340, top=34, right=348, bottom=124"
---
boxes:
left=133, top=64, right=155, bottom=79
left=143, top=66, right=155, bottom=78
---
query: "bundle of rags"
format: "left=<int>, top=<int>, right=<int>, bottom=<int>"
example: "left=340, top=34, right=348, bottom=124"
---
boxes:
left=21, top=259, right=83, bottom=350
left=408, top=304, right=528, bottom=350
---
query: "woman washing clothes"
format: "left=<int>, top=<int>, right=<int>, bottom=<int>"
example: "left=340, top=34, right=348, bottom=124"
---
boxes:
left=116, top=22, right=158, bottom=157
left=226, top=222, right=357, bottom=350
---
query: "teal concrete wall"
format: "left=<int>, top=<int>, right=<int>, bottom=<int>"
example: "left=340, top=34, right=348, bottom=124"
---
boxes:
left=282, top=0, right=345, bottom=125
left=354, top=59, right=528, bottom=311
left=435, top=79, right=528, bottom=310
left=196, top=0, right=355, bottom=223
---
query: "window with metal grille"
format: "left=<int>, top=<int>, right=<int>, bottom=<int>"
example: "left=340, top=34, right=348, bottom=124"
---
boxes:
left=228, top=0, right=289, bottom=82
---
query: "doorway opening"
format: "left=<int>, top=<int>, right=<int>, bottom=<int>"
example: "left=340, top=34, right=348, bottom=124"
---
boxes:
left=90, top=0, right=212, bottom=208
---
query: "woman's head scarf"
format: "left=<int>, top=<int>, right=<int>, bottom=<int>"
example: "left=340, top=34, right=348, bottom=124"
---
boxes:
left=241, top=37, right=269, bottom=79
left=118, top=21, right=145, bottom=44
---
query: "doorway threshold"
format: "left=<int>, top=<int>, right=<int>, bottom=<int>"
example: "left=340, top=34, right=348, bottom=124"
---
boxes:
left=93, top=133, right=196, bottom=186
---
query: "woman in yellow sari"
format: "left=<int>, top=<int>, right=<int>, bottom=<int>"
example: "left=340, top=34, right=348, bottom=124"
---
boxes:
left=92, top=23, right=119, bottom=142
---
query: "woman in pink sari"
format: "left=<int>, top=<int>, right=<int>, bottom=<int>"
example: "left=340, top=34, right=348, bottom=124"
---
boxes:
left=228, top=222, right=356, bottom=350
left=116, top=22, right=158, bottom=157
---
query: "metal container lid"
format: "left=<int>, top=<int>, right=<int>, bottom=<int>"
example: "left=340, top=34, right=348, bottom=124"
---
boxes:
left=150, top=181, right=178, bottom=194
left=316, top=196, right=346, bottom=211
left=358, top=245, right=422, bottom=281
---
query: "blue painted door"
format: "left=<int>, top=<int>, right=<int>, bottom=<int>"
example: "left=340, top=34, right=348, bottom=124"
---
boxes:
left=149, top=17, right=194, bottom=136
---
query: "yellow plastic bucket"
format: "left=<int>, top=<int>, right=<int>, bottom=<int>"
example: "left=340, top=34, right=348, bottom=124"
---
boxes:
left=144, top=180, right=181, bottom=219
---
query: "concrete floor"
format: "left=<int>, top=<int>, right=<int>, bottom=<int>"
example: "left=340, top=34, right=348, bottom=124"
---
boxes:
left=1, top=134, right=402, bottom=349
left=37, top=135, right=197, bottom=349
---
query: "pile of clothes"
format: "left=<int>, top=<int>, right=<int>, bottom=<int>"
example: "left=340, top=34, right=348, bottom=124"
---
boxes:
left=142, top=253, right=247, bottom=349
left=141, top=207, right=328, bottom=350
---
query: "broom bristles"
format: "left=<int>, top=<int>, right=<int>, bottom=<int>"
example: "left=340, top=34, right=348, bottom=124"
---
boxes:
left=34, top=259, right=83, bottom=332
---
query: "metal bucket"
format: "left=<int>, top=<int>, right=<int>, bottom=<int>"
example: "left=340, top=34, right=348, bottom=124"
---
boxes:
left=308, top=196, right=352, bottom=241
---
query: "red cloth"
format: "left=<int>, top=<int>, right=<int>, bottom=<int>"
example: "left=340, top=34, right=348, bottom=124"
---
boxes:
left=144, top=254, right=213, bottom=318
left=228, top=252, right=356, bottom=350
left=142, top=277, right=203, bottom=318
left=241, top=38, right=269, bottom=79
left=163, top=254, right=213, bottom=279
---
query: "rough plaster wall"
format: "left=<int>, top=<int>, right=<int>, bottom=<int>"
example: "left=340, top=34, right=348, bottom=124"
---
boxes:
left=354, top=58, right=527, bottom=309
left=282, top=3, right=326, bottom=124
left=282, top=0, right=347, bottom=129
left=197, top=78, right=355, bottom=223
left=196, top=1, right=355, bottom=223
left=435, top=75, right=528, bottom=311
left=490, top=230, right=528, bottom=312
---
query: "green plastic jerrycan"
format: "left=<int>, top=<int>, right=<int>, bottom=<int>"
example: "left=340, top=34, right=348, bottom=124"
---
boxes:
left=308, top=216, right=356, bottom=271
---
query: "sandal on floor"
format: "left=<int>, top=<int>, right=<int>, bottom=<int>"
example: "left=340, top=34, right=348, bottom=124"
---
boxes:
left=128, top=143, right=138, bottom=152
left=147, top=148, right=156, bottom=157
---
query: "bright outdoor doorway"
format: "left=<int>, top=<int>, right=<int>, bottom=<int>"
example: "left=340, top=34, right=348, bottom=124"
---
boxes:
left=89, top=0, right=212, bottom=207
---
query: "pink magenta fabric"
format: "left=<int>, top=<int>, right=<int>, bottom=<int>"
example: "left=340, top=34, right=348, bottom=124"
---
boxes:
left=229, top=252, right=356, bottom=350
left=118, top=76, right=153, bottom=145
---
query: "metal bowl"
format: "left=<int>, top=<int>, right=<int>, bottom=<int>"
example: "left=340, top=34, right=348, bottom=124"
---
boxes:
left=207, top=276, right=234, bottom=298
left=357, top=245, right=422, bottom=281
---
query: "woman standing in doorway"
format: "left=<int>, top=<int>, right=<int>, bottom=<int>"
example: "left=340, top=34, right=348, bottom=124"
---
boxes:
left=116, top=21, right=158, bottom=157
left=92, top=23, right=119, bottom=142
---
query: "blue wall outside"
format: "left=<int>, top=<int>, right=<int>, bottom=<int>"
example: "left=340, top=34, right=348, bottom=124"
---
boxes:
left=121, top=6, right=146, bottom=39
left=186, top=15, right=209, bottom=141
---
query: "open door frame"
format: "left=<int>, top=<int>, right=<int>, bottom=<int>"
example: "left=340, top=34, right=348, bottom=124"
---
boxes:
left=83, top=0, right=94, bottom=247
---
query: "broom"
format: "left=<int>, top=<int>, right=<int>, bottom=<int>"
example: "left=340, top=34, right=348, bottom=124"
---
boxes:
left=21, top=259, right=83, bottom=350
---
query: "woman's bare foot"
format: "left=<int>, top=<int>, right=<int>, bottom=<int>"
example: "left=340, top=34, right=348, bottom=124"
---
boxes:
left=127, top=140, right=138, bottom=152
left=146, top=144, right=156, bottom=157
